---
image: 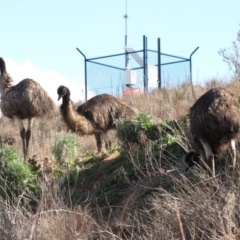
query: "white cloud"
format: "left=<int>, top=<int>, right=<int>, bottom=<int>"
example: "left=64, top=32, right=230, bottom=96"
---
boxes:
left=4, top=58, right=94, bottom=104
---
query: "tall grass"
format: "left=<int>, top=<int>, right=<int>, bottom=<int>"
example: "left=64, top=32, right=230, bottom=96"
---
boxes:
left=0, top=80, right=240, bottom=239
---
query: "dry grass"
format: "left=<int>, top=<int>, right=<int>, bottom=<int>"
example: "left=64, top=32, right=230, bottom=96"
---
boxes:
left=1, top=79, right=240, bottom=239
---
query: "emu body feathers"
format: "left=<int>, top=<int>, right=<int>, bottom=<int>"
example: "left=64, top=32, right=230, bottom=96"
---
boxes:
left=0, top=57, right=56, bottom=160
left=186, top=87, right=240, bottom=176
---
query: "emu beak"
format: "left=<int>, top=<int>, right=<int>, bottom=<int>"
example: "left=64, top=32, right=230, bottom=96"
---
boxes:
left=58, top=95, right=61, bottom=101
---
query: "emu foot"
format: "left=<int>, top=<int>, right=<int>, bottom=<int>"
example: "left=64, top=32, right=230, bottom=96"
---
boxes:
left=94, top=151, right=107, bottom=158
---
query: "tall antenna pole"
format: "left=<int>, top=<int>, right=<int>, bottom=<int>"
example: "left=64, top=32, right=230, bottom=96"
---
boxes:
left=124, top=0, right=129, bottom=69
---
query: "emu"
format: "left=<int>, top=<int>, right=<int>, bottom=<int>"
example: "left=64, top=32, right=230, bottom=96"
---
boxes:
left=0, top=57, right=56, bottom=160
left=57, top=85, right=138, bottom=153
left=185, top=87, right=240, bottom=177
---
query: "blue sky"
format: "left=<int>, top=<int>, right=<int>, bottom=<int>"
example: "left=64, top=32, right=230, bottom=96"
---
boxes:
left=1, top=0, right=240, bottom=101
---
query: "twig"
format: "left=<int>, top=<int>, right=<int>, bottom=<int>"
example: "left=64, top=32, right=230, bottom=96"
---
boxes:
left=27, top=193, right=45, bottom=240
left=175, top=200, right=186, bottom=240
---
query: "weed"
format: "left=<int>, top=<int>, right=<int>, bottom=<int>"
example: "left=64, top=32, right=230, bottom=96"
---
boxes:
left=0, top=146, right=39, bottom=198
left=53, top=132, right=80, bottom=167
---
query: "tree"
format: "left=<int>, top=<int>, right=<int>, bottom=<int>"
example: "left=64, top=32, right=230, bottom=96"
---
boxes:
left=219, top=28, right=240, bottom=80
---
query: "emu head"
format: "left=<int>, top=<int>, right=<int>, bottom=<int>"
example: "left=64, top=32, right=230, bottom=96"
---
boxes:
left=57, top=85, right=70, bottom=101
left=184, top=150, right=201, bottom=172
left=0, top=57, right=6, bottom=75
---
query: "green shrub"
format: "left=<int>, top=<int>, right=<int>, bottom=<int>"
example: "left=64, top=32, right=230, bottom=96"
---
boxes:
left=117, top=112, right=160, bottom=144
left=117, top=114, right=186, bottom=174
left=0, top=146, right=39, bottom=198
left=53, top=132, right=80, bottom=167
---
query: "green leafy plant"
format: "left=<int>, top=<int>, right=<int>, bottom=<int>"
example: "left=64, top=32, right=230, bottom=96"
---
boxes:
left=53, top=132, right=80, bottom=167
left=0, top=146, right=39, bottom=198
left=117, top=112, right=160, bottom=144
left=136, top=113, right=155, bottom=131
left=117, top=114, right=187, bottom=174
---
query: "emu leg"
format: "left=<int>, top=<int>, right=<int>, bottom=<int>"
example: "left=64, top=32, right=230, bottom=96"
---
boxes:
left=102, top=132, right=111, bottom=150
left=25, top=118, right=33, bottom=160
left=26, top=130, right=31, bottom=160
left=14, top=116, right=27, bottom=160
left=94, top=133, right=102, bottom=154
left=20, top=128, right=27, bottom=160
left=199, top=138, right=215, bottom=177
left=210, top=155, right=215, bottom=177
left=230, top=139, right=236, bottom=168
left=198, top=149, right=210, bottom=171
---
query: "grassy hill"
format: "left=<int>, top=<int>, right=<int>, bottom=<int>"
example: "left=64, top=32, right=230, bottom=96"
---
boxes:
left=1, top=81, right=240, bottom=239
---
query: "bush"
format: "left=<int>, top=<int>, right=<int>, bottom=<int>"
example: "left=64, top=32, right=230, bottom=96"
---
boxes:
left=117, top=113, right=186, bottom=157
left=53, top=132, right=80, bottom=167
left=0, top=146, right=39, bottom=198
left=117, top=112, right=161, bottom=144
left=116, top=114, right=187, bottom=178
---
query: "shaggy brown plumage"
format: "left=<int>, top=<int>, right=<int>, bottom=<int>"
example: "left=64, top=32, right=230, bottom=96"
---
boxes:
left=0, top=57, right=56, bottom=160
left=185, top=87, right=240, bottom=176
left=57, top=85, right=138, bottom=153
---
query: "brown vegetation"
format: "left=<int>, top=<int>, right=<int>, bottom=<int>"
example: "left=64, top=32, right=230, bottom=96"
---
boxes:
left=1, top=77, right=240, bottom=239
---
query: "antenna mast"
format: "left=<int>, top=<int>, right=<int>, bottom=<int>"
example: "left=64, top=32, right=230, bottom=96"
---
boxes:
left=124, top=0, right=129, bottom=68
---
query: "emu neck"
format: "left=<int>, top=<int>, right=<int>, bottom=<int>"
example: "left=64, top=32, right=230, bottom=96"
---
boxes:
left=60, top=98, right=96, bottom=135
left=0, top=73, right=13, bottom=96
left=61, top=93, right=71, bottom=105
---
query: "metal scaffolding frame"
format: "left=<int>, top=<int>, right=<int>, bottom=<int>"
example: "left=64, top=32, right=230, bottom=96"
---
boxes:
left=77, top=35, right=199, bottom=101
